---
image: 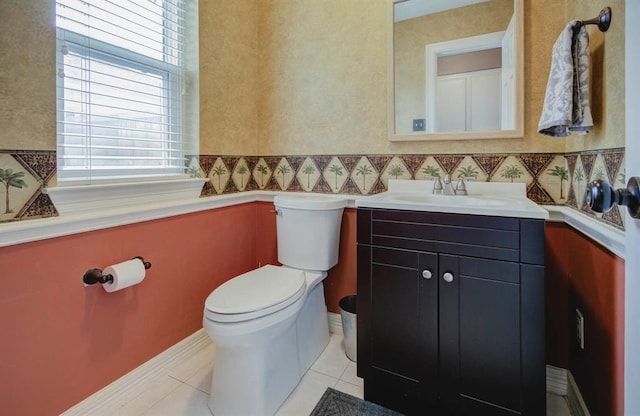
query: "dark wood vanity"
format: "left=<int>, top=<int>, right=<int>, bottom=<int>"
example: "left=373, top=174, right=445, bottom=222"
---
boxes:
left=357, top=208, right=545, bottom=415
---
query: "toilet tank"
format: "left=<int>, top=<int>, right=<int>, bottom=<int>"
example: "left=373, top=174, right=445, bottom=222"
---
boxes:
left=273, top=194, right=347, bottom=271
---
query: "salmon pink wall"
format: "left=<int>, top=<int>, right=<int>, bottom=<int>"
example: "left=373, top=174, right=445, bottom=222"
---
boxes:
left=0, top=202, right=625, bottom=416
left=255, top=201, right=279, bottom=266
left=545, top=222, right=570, bottom=368
left=567, top=226, right=625, bottom=416
left=324, top=209, right=357, bottom=314
left=0, top=204, right=258, bottom=416
left=544, top=222, right=625, bottom=416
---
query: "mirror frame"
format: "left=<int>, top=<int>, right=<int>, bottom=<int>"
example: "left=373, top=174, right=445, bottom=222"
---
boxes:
left=387, top=0, right=524, bottom=142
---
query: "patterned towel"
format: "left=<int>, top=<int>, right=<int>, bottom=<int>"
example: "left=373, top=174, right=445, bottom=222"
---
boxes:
left=538, top=21, right=593, bottom=137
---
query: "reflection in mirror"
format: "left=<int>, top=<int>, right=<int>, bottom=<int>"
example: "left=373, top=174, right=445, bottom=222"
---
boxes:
left=389, top=0, right=523, bottom=141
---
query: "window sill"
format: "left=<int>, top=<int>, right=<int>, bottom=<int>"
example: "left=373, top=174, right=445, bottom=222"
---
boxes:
left=44, top=178, right=209, bottom=216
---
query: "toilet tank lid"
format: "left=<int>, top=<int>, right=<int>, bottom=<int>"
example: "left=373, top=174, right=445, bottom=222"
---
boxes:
left=205, top=265, right=306, bottom=315
left=274, top=194, right=347, bottom=210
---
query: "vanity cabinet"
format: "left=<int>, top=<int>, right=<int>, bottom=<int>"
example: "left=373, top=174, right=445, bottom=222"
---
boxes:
left=357, top=208, right=545, bottom=416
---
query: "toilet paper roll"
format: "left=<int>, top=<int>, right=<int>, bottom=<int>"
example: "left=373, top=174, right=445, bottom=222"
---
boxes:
left=102, top=258, right=146, bottom=293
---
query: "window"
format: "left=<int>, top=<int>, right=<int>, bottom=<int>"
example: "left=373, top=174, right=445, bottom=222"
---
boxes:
left=55, top=0, right=198, bottom=183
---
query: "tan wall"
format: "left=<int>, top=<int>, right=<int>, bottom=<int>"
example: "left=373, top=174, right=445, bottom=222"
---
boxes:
left=256, top=0, right=387, bottom=155
left=0, top=0, right=626, bottom=156
left=200, top=0, right=258, bottom=155
left=565, top=0, right=625, bottom=152
left=0, top=0, right=56, bottom=151
left=255, top=0, right=574, bottom=155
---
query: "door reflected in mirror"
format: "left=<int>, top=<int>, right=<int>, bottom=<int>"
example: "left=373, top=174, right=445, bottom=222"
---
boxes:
left=389, top=0, right=523, bottom=141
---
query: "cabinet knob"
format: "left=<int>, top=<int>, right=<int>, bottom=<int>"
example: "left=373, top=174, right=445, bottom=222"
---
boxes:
left=443, top=272, right=454, bottom=283
left=422, top=270, right=433, bottom=279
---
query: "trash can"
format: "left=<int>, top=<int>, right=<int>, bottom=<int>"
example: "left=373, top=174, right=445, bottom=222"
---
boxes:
left=339, top=295, right=357, bottom=362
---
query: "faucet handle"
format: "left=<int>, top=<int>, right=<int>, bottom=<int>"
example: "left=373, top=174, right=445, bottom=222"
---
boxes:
left=455, top=178, right=468, bottom=195
left=433, top=177, right=444, bottom=194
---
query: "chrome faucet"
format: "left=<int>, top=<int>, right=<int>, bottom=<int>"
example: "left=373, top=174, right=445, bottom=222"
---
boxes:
left=433, top=174, right=467, bottom=196
left=455, top=178, right=468, bottom=195
left=442, top=174, right=455, bottom=195
left=432, top=176, right=444, bottom=194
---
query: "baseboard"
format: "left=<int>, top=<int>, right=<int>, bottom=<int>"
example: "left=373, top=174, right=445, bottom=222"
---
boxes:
left=61, top=329, right=210, bottom=416
left=546, top=365, right=568, bottom=395
left=545, top=365, right=590, bottom=415
left=328, top=311, right=343, bottom=335
left=567, top=371, right=591, bottom=416
left=61, top=321, right=591, bottom=416
left=63, top=314, right=343, bottom=415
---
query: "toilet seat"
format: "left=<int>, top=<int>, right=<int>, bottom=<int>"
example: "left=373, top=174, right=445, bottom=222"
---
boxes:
left=205, top=265, right=306, bottom=323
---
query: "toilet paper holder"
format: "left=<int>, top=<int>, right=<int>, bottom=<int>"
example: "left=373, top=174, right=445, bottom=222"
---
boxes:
left=83, top=256, right=152, bottom=286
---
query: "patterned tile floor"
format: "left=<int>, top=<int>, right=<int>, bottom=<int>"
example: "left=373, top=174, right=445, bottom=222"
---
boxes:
left=106, top=333, right=572, bottom=416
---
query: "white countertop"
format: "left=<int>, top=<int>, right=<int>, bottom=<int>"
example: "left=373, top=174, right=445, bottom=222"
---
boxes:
left=355, top=180, right=549, bottom=220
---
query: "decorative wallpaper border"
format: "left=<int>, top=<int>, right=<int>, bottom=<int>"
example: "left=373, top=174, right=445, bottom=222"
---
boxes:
left=0, top=150, right=57, bottom=223
left=192, top=153, right=567, bottom=201
left=0, top=149, right=626, bottom=230
left=191, top=150, right=625, bottom=230
left=565, top=148, right=626, bottom=230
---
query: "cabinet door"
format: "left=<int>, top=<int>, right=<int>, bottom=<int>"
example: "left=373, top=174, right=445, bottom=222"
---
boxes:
left=439, top=255, right=522, bottom=415
left=364, top=246, right=439, bottom=411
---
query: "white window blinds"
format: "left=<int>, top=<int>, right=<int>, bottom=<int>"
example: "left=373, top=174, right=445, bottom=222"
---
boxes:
left=55, top=0, right=198, bottom=183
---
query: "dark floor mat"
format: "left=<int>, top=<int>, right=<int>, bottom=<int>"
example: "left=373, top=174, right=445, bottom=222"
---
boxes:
left=309, top=388, right=405, bottom=416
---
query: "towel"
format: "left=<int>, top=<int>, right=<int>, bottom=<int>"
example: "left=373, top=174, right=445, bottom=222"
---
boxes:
left=538, top=21, right=593, bottom=137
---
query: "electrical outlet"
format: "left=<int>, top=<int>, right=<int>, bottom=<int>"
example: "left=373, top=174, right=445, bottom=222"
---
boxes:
left=413, top=118, right=426, bottom=132
left=576, top=308, right=585, bottom=349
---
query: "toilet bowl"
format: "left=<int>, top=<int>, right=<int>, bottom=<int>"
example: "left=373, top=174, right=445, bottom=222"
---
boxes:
left=203, top=194, right=346, bottom=416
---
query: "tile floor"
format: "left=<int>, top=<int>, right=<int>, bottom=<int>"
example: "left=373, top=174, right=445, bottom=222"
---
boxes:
left=108, top=333, right=572, bottom=416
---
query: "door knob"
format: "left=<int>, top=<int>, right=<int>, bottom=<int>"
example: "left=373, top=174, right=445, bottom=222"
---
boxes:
left=586, top=177, right=640, bottom=219
left=422, top=270, right=433, bottom=279
left=443, top=272, right=454, bottom=283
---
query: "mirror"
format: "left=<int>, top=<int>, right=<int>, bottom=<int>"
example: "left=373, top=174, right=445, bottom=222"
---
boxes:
left=388, top=0, right=523, bottom=141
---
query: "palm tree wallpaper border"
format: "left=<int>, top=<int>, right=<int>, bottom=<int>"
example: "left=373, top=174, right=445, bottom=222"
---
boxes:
left=0, top=151, right=57, bottom=223
left=192, top=149, right=624, bottom=230
left=0, top=168, right=27, bottom=214
left=0, top=148, right=625, bottom=230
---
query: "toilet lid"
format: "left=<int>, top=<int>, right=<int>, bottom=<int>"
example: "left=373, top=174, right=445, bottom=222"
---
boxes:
left=205, top=265, right=306, bottom=320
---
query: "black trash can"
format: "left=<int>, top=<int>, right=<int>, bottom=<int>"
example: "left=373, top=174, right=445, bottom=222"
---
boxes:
left=339, top=295, right=357, bottom=362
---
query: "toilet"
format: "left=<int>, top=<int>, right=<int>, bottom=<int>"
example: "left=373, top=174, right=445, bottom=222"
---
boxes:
left=203, top=194, right=347, bottom=416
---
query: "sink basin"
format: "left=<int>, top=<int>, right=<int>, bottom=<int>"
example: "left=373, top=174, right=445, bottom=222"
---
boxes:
left=390, top=193, right=509, bottom=207
left=355, top=180, right=549, bottom=220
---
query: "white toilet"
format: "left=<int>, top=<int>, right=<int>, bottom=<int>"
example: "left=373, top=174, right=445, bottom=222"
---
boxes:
left=203, top=194, right=347, bottom=416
